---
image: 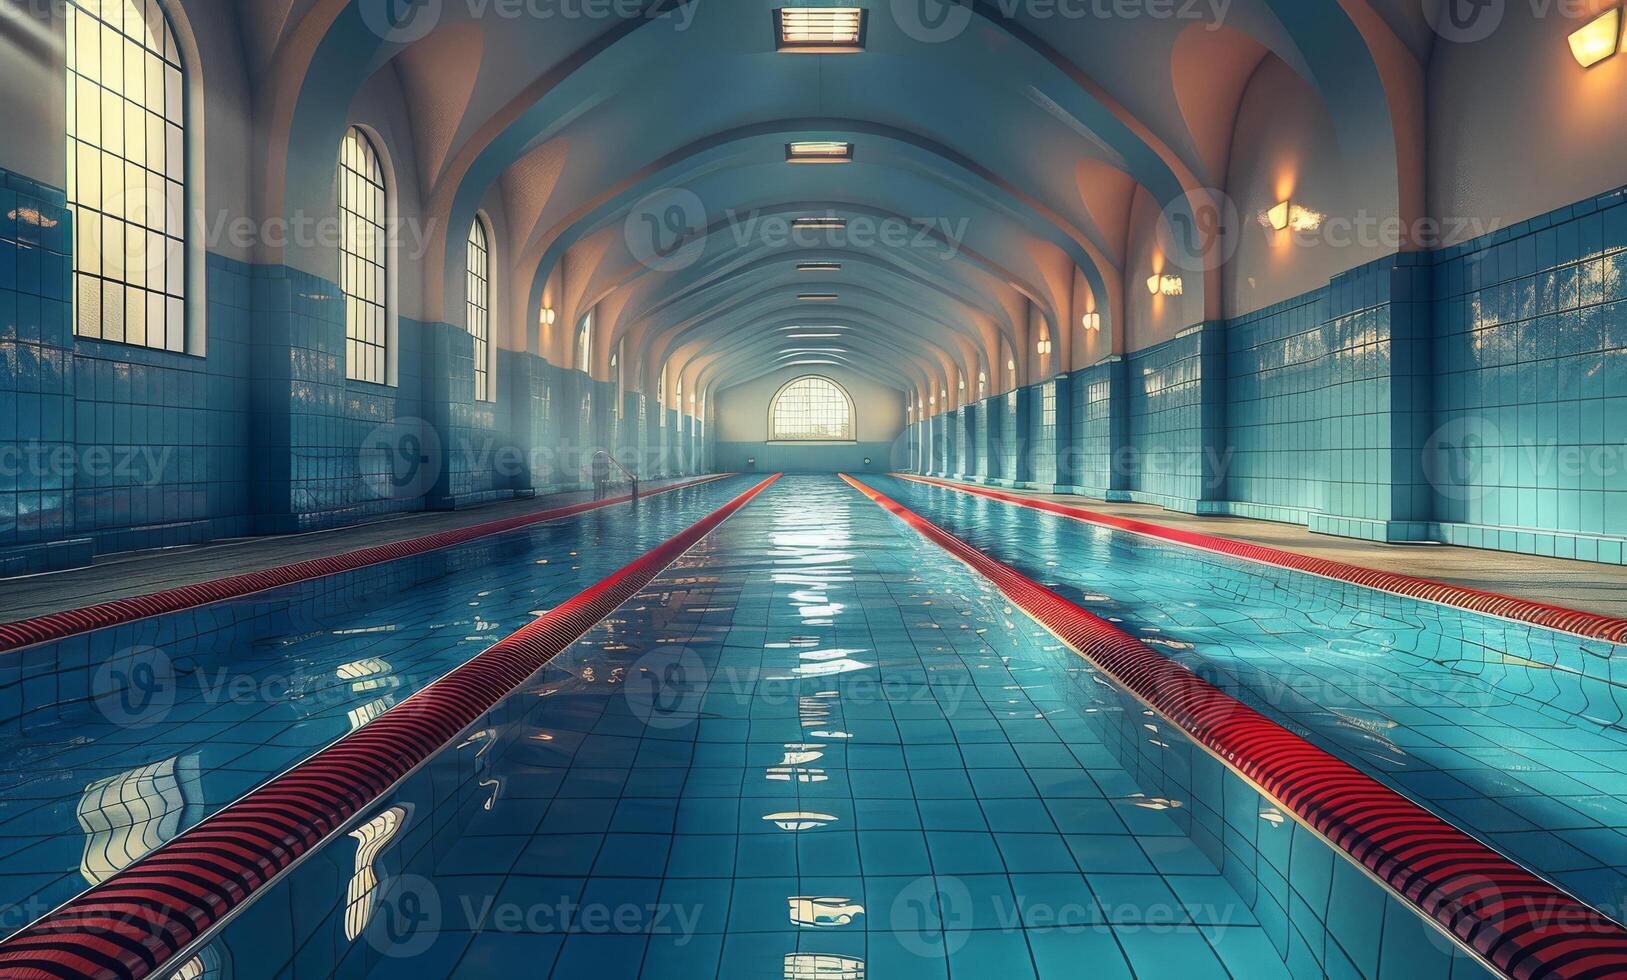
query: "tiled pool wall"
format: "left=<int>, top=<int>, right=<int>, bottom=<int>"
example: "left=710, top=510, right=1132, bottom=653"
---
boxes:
left=1065, top=658, right=1498, bottom=980
left=0, top=539, right=499, bottom=736
left=0, top=164, right=709, bottom=575
left=912, top=184, right=1627, bottom=564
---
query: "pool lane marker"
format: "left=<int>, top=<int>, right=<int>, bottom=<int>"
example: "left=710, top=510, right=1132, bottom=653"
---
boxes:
left=896, top=474, right=1627, bottom=646
left=842, top=473, right=1627, bottom=980
left=0, top=474, right=781, bottom=980
left=0, top=475, right=730, bottom=654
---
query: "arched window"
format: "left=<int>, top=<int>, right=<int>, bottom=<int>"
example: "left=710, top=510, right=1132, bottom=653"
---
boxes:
left=576, top=309, right=594, bottom=375
left=67, top=0, right=187, bottom=351
left=771, top=376, right=856, bottom=442
left=340, top=127, right=387, bottom=384
left=657, top=363, right=667, bottom=427
left=466, top=216, right=491, bottom=400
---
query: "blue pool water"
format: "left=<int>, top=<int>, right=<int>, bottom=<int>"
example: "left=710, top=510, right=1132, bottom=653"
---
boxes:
left=174, top=476, right=1490, bottom=980
left=0, top=477, right=751, bottom=935
left=866, top=475, right=1627, bottom=923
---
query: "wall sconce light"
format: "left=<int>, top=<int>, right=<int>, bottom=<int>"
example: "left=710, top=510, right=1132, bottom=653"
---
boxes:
left=1149, top=274, right=1183, bottom=297
left=1007, top=359, right=1016, bottom=372
left=1264, top=200, right=1324, bottom=233
left=1081, top=312, right=1101, bottom=332
left=540, top=307, right=557, bottom=326
left=1036, top=338, right=1052, bottom=355
left=1570, top=7, right=1621, bottom=67
left=929, top=393, right=937, bottom=405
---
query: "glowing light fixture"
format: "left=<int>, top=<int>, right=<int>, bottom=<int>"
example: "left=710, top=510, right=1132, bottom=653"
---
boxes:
left=1081, top=312, right=1101, bottom=332
left=797, top=261, right=843, bottom=272
left=787, top=142, right=854, bottom=164
left=1267, top=200, right=1292, bottom=232
left=788, top=332, right=844, bottom=339
left=799, top=293, right=839, bottom=302
left=1037, top=338, right=1053, bottom=356
left=792, top=217, right=847, bottom=231
left=540, top=307, right=557, bottom=326
left=1570, top=8, right=1621, bottom=67
left=1148, top=274, right=1183, bottom=297
left=776, top=7, right=867, bottom=52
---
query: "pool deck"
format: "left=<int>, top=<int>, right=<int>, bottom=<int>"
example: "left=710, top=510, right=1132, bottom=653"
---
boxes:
left=905, top=478, right=1627, bottom=621
left=0, top=478, right=718, bottom=623
left=6, top=472, right=1627, bottom=625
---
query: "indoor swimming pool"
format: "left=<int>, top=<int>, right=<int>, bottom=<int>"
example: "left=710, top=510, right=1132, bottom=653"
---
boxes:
left=0, top=475, right=1531, bottom=980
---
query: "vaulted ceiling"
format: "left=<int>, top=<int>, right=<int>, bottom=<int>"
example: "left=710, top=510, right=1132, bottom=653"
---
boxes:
left=229, top=0, right=1426, bottom=414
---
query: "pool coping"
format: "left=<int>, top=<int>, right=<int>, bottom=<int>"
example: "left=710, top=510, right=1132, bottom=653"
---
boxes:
left=844, top=473, right=1627, bottom=980
left=896, top=474, right=1627, bottom=647
left=0, top=474, right=782, bottom=980
left=0, top=474, right=731, bottom=655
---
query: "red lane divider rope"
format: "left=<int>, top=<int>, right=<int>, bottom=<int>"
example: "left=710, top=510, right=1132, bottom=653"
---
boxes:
left=0, top=475, right=731, bottom=654
left=843, top=473, right=1627, bottom=980
left=897, top=474, right=1627, bottom=646
left=0, top=474, right=781, bottom=980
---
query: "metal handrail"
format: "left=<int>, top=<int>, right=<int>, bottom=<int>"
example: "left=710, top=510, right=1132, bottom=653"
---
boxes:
left=592, top=450, right=639, bottom=499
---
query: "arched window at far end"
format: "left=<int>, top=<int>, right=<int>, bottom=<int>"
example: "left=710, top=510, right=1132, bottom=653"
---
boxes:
left=770, top=376, right=856, bottom=442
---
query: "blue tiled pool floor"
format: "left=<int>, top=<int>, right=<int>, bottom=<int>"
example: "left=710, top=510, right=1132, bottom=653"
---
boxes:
left=866, top=475, right=1627, bottom=924
left=0, top=478, right=751, bottom=935
left=295, top=477, right=1472, bottom=979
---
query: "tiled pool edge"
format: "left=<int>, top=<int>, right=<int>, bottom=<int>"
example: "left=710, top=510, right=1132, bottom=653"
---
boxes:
left=0, top=475, right=730, bottom=655
left=0, top=475, right=780, bottom=980
left=843, top=473, right=1627, bottom=980
left=898, top=474, right=1627, bottom=646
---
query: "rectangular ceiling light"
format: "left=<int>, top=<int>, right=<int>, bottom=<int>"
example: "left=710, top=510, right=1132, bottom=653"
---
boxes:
left=787, top=142, right=854, bottom=165
left=776, top=7, right=866, bottom=53
left=797, top=261, right=843, bottom=272
left=799, top=293, right=839, bottom=302
left=792, top=217, right=847, bottom=230
left=788, top=332, right=844, bottom=339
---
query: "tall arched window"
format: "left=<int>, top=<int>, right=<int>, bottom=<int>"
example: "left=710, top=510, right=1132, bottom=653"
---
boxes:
left=340, top=127, right=387, bottom=384
left=575, top=309, right=595, bottom=377
left=67, top=0, right=187, bottom=351
left=771, top=376, right=856, bottom=442
left=657, top=363, right=667, bottom=427
left=466, top=216, right=491, bottom=400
